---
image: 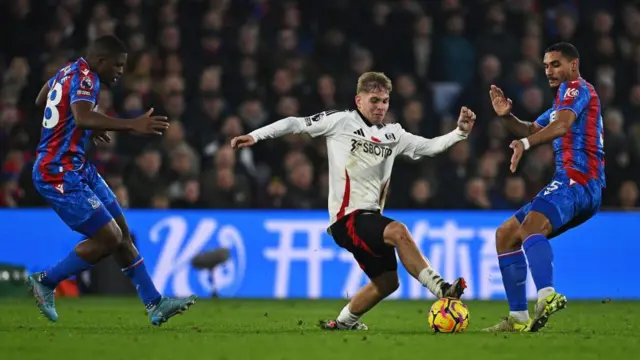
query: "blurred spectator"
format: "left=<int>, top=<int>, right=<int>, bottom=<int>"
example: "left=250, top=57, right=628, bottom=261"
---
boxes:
left=0, top=0, right=638, bottom=211
left=406, top=178, right=437, bottom=209
left=617, top=180, right=639, bottom=210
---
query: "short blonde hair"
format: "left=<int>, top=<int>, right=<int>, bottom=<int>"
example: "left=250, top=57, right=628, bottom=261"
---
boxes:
left=356, top=72, right=392, bottom=94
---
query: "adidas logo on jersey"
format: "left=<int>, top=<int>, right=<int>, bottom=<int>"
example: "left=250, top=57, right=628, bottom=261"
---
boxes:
left=353, top=129, right=365, bottom=137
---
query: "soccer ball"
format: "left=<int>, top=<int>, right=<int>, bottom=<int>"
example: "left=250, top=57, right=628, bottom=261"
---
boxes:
left=427, top=298, right=470, bottom=333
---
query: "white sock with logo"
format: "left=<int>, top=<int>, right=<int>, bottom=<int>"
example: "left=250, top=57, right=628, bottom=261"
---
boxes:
left=418, top=267, right=445, bottom=297
left=336, top=303, right=360, bottom=326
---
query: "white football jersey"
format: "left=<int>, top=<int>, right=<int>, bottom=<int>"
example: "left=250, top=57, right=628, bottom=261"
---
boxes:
left=249, top=109, right=468, bottom=225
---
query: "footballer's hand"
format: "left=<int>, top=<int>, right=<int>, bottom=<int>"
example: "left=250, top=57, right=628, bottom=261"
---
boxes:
left=457, top=106, right=476, bottom=134
left=489, top=85, right=513, bottom=116
left=131, top=108, right=169, bottom=135
left=509, top=140, right=525, bottom=173
left=92, top=131, right=112, bottom=145
left=231, top=135, right=256, bottom=149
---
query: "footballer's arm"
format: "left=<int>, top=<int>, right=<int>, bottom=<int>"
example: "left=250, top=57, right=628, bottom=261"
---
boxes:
left=522, top=109, right=575, bottom=148
left=503, top=113, right=543, bottom=137
left=248, top=112, right=342, bottom=143
left=35, top=82, right=50, bottom=107
left=72, top=102, right=168, bottom=135
left=72, top=101, right=137, bottom=131
left=399, top=128, right=469, bottom=159
left=248, top=116, right=309, bottom=141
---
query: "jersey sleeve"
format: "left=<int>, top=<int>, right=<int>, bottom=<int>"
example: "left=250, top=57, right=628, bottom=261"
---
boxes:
left=396, top=126, right=468, bottom=160
left=249, top=110, right=344, bottom=141
left=69, top=72, right=100, bottom=105
left=47, top=76, right=56, bottom=88
left=556, top=80, right=589, bottom=117
left=534, top=107, right=554, bottom=127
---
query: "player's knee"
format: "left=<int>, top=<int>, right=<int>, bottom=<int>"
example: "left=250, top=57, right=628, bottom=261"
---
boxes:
left=379, top=279, right=399, bottom=297
left=382, top=221, right=412, bottom=248
left=100, top=221, right=124, bottom=253
left=517, top=213, right=552, bottom=242
left=373, top=272, right=399, bottom=296
left=495, top=222, right=521, bottom=253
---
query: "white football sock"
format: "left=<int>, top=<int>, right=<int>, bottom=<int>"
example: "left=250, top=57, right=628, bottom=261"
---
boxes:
left=509, top=310, right=530, bottom=323
left=336, top=304, right=360, bottom=326
left=537, top=287, right=555, bottom=300
left=418, top=267, right=445, bottom=297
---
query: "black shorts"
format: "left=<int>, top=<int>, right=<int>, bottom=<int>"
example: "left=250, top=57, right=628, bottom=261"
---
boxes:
left=328, top=210, right=397, bottom=279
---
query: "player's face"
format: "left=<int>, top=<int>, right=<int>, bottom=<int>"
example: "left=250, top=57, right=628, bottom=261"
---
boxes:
left=97, top=53, right=127, bottom=86
left=543, top=51, right=577, bottom=89
left=355, top=91, right=389, bottom=124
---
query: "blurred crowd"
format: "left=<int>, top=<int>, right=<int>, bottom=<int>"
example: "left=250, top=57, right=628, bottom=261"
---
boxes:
left=1, top=0, right=639, bottom=210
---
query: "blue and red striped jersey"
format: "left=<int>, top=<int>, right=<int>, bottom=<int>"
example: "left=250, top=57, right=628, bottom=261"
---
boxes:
left=34, top=58, right=100, bottom=179
left=534, top=78, right=606, bottom=187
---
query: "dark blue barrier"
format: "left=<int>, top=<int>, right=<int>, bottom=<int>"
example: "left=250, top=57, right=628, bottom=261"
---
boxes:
left=0, top=209, right=637, bottom=299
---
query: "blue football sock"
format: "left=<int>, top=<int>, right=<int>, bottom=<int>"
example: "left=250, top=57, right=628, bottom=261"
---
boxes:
left=523, top=234, right=554, bottom=291
left=498, top=249, right=528, bottom=312
left=122, top=255, right=162, bottom=308
left=41, top=250, right=93, bottom=288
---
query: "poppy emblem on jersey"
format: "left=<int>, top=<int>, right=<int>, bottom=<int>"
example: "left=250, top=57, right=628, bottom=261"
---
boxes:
left=385, top=133, right=396, bottom=141
left=564, top=88, right=579, bottom=98
left=370, top=136, right=381, bottom=143
left=80, top=76, right=93, bottom=90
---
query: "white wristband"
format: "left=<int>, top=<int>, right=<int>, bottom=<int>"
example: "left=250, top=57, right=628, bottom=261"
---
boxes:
left=520, top=138, right=530, bottom=150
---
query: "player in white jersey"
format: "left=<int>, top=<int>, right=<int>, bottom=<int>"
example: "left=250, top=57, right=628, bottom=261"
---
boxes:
left=231, top=72, right=476, bottom=330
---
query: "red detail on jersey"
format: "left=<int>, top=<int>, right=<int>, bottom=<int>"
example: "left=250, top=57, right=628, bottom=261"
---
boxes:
left=584, top=82, right=602, bottom=180
left=565, top=168, right=588, bottom=186
left=370, top=136, right=381, bottom=143
left=337, top=170, right=351, bottom=220
left=346, top=210, right=379, bottom=257
left=379, top=179, right=389, bottom=206
left=68, top=127, right=84, bottom=154
left=561, top=126, right=574, bottom=172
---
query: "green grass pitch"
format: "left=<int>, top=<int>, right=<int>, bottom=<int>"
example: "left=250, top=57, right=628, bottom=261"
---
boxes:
left=1, top=298, right=639, bottom=360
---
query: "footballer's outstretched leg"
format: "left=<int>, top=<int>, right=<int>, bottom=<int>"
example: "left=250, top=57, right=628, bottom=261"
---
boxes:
left=322, top=212, right=465, bottom=331
left=28, top=219, right=125, bottom=322
left=383, top=221, right=467, bottom=299
left=319, top=271, right=398, bottom=330
left=111, top=214, right=197, bottom=326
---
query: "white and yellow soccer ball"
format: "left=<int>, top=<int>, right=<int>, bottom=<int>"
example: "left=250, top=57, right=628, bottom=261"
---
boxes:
left=427, top=298, right=470, bottom=333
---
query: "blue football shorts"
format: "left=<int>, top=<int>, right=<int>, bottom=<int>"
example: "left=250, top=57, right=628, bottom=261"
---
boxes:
left=514, top=171, right=602, bottom=239
left=33, top=162, right=123, bottom=237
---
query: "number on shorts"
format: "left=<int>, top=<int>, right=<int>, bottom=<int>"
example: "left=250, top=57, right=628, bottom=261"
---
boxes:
left=42, top=82, right=64, bottom=129
left=544, top=180, right=563, bottom=195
